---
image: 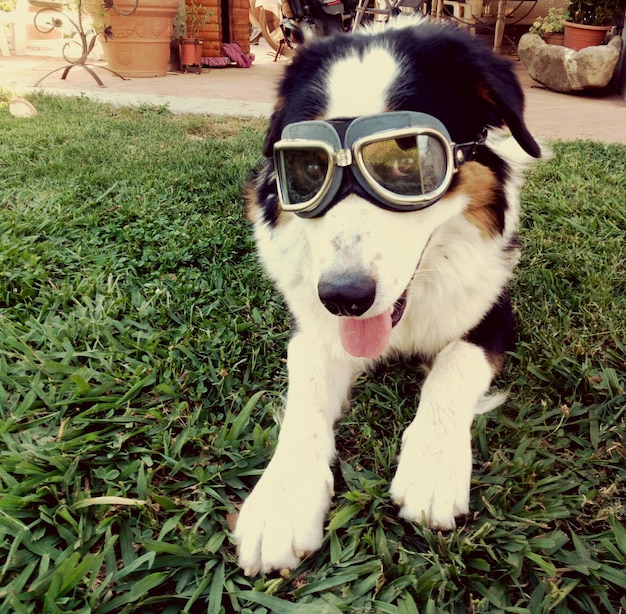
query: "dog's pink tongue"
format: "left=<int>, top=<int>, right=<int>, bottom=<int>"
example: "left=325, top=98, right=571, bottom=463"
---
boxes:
left=339, top=310, right=392, bottom=358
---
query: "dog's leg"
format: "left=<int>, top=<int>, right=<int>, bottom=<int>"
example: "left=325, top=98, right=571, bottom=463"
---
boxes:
left=235, top=331, right=355, bottom=576
left=389, top=339, right=496, bottom=529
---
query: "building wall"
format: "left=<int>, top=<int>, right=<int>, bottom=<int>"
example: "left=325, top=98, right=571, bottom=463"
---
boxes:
left=197, top=0, right=250, bottom=58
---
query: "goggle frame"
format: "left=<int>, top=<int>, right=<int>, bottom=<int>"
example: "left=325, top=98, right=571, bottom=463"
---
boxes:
left=273, top=112, right=484, bottom=218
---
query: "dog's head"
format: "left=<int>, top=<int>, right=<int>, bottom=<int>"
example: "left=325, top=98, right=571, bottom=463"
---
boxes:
left=247, top=18, right=540, bottom=358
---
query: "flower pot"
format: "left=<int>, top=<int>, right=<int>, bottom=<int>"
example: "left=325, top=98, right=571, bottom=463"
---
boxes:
left=543, top=32, right=565, bottom=46
left=178, top=37, right=203, bottom=73
left=99, top=0, right=180, bottom=78
left=564, top=21, right=611, bottom=51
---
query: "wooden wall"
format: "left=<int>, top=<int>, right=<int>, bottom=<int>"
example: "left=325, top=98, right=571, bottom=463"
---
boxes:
left=195, top=0, right=250, bottom=57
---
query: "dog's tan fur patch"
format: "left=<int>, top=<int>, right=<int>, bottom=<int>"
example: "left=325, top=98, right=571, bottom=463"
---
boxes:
left=244, top=183, right=261, bottom=224
left=453, top=162, right=502, bottom=238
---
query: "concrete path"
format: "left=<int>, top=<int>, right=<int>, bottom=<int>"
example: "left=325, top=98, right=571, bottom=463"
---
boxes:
left=2, top=38, right=625, bottom=144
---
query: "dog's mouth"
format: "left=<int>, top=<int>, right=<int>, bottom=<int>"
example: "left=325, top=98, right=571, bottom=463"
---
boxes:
left=337, top=241, right=427, bottom=359
left=339, top=287, right=408, bottom=359
left=391, top=289, right=408, bottom=327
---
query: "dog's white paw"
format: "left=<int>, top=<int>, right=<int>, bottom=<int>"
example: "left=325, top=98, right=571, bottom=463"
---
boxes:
left=389, top=422, right=472, bottom=530
left=235, top=454, right=333, bottom=576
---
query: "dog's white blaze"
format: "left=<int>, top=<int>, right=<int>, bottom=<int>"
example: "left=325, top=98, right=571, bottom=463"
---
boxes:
left=324, top=46, right=399, bottom=118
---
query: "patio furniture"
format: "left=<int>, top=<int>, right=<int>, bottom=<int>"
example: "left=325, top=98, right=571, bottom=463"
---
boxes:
left=353, top=0, right=507, bottom=52
left=352, top=0, right=426, bottom=29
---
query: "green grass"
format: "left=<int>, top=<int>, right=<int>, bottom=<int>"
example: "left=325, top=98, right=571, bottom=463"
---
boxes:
left=0, top=91, right=624, bottom=613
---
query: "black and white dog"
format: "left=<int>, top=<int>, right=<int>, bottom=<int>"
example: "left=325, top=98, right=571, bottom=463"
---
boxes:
left=236, top=17, right=541, bottom=576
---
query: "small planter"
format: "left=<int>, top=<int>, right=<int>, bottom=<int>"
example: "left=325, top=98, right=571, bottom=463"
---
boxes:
left=178, top=37, right=203, bottom=73
left=529, top=7, right=567, bottom=49
left=564, top=21, right=611, bottom=51
left=543, top=32, right=565, bottom=46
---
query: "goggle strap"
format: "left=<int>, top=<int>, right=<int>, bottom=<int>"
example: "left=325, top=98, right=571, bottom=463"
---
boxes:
left=454, top=128, right=488, bottom=167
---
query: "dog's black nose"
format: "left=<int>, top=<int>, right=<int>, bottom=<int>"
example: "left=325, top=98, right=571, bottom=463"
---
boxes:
left=318, top=273, right=376, bottom=317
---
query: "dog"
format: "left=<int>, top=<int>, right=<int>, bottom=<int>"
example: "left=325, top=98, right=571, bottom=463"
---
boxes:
left=235, top=16, right=541, bottom=576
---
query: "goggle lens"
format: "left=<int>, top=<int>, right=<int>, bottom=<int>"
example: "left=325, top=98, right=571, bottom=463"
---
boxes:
left=281, top=147, right=330, bottom=206
left=360, top=135, right=448, bottom=197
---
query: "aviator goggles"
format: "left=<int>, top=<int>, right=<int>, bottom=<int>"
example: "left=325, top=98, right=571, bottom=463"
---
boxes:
left=274, top=111, right=486, bottom=218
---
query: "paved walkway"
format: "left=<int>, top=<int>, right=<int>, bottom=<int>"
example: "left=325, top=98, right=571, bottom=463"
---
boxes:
left=2, top=39, right=625, bottom=145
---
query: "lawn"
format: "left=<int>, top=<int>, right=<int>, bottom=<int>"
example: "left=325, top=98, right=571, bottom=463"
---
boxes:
left=0, top=91, right=624, bottom=614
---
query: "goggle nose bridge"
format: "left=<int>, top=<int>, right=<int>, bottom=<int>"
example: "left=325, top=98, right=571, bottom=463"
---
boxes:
left=334, top=148, right=353, bottom=168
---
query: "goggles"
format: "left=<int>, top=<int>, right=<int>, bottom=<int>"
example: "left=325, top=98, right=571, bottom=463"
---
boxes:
left=273, top=111, right=486, bottom=218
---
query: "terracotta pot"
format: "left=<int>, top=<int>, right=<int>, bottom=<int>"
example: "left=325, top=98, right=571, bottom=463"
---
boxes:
left=99, top=0, right=180, bottom=77
left=543, top=32, right=565, bottom=46
left=178, top=37, right=203, bottom=73
left=564, top=21, right=611, bottom=51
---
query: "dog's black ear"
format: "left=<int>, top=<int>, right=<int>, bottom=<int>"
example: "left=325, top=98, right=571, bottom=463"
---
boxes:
left=261, top=38, right=332, bottom=158
left=262, top=108, right=284, bottom=158
left=477, top=60, right=541, bottom=158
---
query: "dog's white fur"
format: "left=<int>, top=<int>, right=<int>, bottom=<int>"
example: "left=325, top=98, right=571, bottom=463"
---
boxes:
left=236, top=196, right=515, bottom=574
left=235, top=27, right=535, bottom=576
left=325, top=46, right=400, bottom=118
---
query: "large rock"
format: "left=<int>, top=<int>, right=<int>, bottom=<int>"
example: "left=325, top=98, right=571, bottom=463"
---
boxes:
left=518, top=32, right=623, bottom=93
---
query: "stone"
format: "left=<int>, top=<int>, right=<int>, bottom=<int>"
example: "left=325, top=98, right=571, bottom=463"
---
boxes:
left=518, top=32, right=623, bottom=93
left=9, top=96, right=38, bottom=118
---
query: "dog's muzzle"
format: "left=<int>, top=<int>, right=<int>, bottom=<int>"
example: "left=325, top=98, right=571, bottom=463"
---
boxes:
left=317, top=271, right=409, bottom=359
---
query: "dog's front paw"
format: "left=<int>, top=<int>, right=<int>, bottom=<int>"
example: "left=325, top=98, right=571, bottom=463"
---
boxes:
left=389, top=423, right=472, bottom=530
left=235, top=454, right=333, bottom=576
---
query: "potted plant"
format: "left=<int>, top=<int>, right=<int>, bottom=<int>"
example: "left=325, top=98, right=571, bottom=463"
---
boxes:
left=529, top=6, right=567, bottom=45
left=564, top=0, right=625, bottom=50
left=88, top=0, right=181, bottom=77
left=178, top=0, right=210, bottom=72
